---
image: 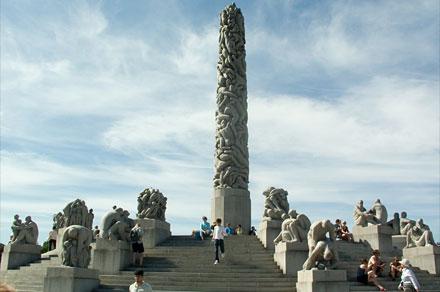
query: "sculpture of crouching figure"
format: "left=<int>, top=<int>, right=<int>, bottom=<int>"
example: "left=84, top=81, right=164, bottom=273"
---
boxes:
left=108, top=210, right=133, bottom=241
left=262, top=187, right=289, bottom=221
left=406, top=219, right=437, bottom=248
left=273, top=209, right=311, bottom=244
left=10, top=215, right=38, bottom=246
left=303, top=219, right=339, bottom=270
left=61, top=225, right=93, bottom=268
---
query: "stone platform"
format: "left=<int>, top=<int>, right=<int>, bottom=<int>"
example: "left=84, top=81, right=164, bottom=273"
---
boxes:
left=43, top=266, right=99, bottom=292
left=0, top=243, right=41, bottom=271
left=352, top=224, right=393, bottom=252
left=403, top=245, right=440, bottom=275
left=296, top=269, right=349, bottom=292
left=212, top=188, right=251, bottom=233
left=136, top=218, right=171, bottom=248
left=257, top=219, right=282, bottom=250
left=274, top=241, right=308, bottom=276
left=91, top=238, right=132, bottom=274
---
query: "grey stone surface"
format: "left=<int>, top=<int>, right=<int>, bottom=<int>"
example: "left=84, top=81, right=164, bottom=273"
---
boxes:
left=136, top=218, right=171, bottom=248
left=137, top=188, right=167, bottom=221
left=400, top=211, right=416, bottom=235
left=406, top=218, right=436, bottom=248
left=212, top=188, right=251, bottom=233
left=213, top=3, right=249, bottom=191
left=61, top=225, right=93, bottom=268
left=63, top=199, right=90, bottom=227
left=392, top=234, right=407, bottom=250
left=352, top=224, right=394, bottom=252
left=43, top=266, right=99, bottom=292
left=262, top=187, right=290, bottom=221
left=100, top=206, right=134, bottom=240
left=90, top=238, right=132, bottom=274
left=10, top=215, right=38, bottom=245
left=0, top=243, right=41, bottom=271
left=403, top=245, right=440, bottom=275
left=257, top=219, right=282, bottom=250
left=274, top=209, right=311, bottom=244
left=296, top=270, right=349, bottom=292
left=353, top=200, right=381, bottom=226
left=303, top=219, right=339, bottom=270
left=274, top=241, right=308, bottom=276
left=370, top=198, right=388, bottom=224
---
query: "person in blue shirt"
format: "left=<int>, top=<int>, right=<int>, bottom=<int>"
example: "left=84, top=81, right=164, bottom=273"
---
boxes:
left=200, top=216, right=211, bottom=240
left=225, top=223, right=235, bottom=235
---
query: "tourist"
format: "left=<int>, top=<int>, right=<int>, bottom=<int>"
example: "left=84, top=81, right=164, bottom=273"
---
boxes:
left=129, top=270, right=152, bottom=292
left=212, top=218, right=227, bottom=264
left=225, top=223, right=234, bottom=235
left=235, top=224, right=243, bottom=235
left=368, top=249, right=385, bottom=277
left=130, top=223, right=144, bottom=267
left=48, top=226, right=57, bottom=251
left=340, top=221, right=353, bottom=242
left=389, top=257, right=402, bottom=281
left=398, top=258, right=420, bottom=292
left=357, top=258, right=387, bottom=291
left=334, top=219, right=342, bottom=239
left=92, top=225, right=100, bottom=240
left=200, top=216, right=211, bottom=240
left=249, top=226, right=256, bottom=235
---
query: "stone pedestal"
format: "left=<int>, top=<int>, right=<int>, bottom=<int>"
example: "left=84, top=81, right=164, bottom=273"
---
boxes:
left=403, top=245, right=440, bottom=275
left=257, top=220, right=282, bottom=250
left=0, top=244, right=41, bottom=271
left=136, top=218, right=171, bottom=248
left=392, top=235, right=406, bottom=250
left=43, top=266, right=99, bottom=292
left=91, top=238, right=132, bottom=274
left=296, top=270, right=349, bottom=292
left=352, top=225, right=393, bottom=253
left=212, top=188, right=251, bottom=233
left=274, top=241, right=308, bottom=276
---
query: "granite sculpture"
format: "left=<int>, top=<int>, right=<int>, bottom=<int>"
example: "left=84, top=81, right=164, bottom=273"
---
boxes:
left=10, top=215, right=38, bottom=245
left=400, top=211, right=416, bottom=235
left=353, top=200, right=381, bottom=226
left=262, top=187, right=289, bottom=220
left=61, top=225, right=93, bottom=268
left=85, top=209, right=94, bottom=230
left=406, top=219, right=437, bottom=248
left=273, top=209, right=311, bottom=244
left=370, top=199, right=388, bottom=224
left=303, top=219, right=339, bottom=270
left=137, top=188, right=167, bottom=221
left=100, top=206, right=134, bottom=240
left=63, top=199, right=90, bottom=227
left=52, top=212, right=65, bottom=229
left=213, top=3, right=249, bottom=190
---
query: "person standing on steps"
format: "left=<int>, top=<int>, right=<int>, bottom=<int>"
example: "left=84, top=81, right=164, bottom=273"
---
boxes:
left=130, top=223, right=144, bottom=267
left=212, top=218, right=227, bottom=264
left=129, top=270, right=152, bottom=292
left=398, top=258, right=420, bottom=292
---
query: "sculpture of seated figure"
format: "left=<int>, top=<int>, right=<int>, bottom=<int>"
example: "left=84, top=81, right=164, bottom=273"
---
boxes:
left=262, top=187, right=289, bottom=220
left=369, top=198, right=388, bottom=224
left=406, top=219, right=437, bottom=248
left=108, top=210, right=134, bottom=241
left=10, top=216, right=38, bottom=245
left=273, top=209, right=311, bottom=244
left=353, top=200, right=381, bottom=227
left=302, top=219, right=339, bottom=270
left=400, top=211, right=415, bottom=235
left=386, top=212, right=400, bottom=235
left=61, top=225, right=93, bottom=268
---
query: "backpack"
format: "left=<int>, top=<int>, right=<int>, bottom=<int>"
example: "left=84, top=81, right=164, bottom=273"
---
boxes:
left=130, top=229, right=140, bottom=242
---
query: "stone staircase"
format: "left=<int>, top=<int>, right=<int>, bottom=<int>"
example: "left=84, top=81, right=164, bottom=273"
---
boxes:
left=0, top=255, right=61, bottom=292
left=94, top=235, right=296, bottom=291
left=335, top=240, right=440, bottom=292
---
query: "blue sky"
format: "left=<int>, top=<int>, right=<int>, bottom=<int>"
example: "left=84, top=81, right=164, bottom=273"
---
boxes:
left=1, top=0, right=439, bottom=244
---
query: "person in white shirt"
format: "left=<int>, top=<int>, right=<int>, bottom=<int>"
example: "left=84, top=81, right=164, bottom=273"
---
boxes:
left=129, top=270, right=153, bottom=292
left=212, top=218, right=228, bottom=264
left=399, top=258, right=420, bottom=292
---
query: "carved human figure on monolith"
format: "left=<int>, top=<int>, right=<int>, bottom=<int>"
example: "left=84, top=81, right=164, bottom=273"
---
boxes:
left=273, top=209, right=311, bottom=244
left=61, top=225, right=93, bottom=268
left=53, top=212, right=65, bottom=229
left=63, top=199, right=89, bottom=227
left=108, top=210, right=133, bottom=241
left=303, top=219, right=339, bottom=270
left=85, top=209, right=94, bottom=229
left=406, top=219, right=437, bottom=248
left=10, top=216, right=38, bottom=245
left=137, top=188, right=167, bottom=221
left=370, top=199, right=388, bottom=224
left=262, top=187, right=289, bottom=220
left=353, top=200, right=381, bottom=226
left=100, top=206, right=124, bottom=239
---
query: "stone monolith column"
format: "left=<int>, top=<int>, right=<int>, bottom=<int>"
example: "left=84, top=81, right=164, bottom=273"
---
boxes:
left=212, top=3, right=251, bottom=233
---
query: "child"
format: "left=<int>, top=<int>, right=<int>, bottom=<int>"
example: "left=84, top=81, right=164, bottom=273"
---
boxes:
left=212, top=218, right=227, bottom=264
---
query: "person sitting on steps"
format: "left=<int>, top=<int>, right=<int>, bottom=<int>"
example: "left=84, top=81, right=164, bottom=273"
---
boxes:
left=200, top=216, right=211, bottom=240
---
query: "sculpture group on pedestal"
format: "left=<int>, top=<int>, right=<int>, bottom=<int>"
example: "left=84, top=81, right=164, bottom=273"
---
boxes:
left=353, top=199, right=386, bottom=227
left=100, top=206, right=134, bottom=241
left=55, top=199, right=94, bottom=229
left=137, top=188, right=167, bottom=221
left=273, top=209, right=311, bottom=245
left=61, top=225, right=93, bottom=268
left=262, top=187, right=289, bottom=221
left=303, top=219, right=339, bottom=270
left=406, top=219, right=436, bottom=248
left=10, top=215, right=38, bottom=245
